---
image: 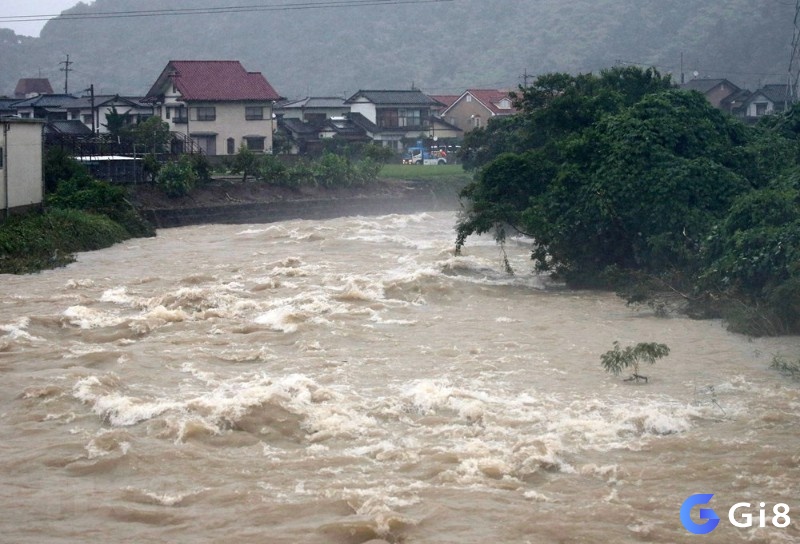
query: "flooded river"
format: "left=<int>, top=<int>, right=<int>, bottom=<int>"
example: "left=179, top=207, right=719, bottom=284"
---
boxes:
left=1, top=211, right=798, bottom=543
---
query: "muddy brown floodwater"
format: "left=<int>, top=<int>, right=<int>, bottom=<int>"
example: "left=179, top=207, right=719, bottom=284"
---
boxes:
left=1, top=211, right=798, bottom=543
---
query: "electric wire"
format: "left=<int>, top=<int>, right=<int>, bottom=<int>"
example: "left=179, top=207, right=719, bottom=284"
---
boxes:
left=0, top=0, right=453, bottom=24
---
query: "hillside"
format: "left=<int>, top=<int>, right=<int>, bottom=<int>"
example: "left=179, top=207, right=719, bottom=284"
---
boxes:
left=0, top=0, right=795, bottom=98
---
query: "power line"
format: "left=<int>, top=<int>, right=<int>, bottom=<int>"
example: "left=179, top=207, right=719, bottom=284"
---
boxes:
left=0, top=0, right=454, bottom=24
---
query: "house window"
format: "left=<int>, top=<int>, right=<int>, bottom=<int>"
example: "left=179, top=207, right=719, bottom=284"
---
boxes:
left=755, top=103, right=768, bottom=116
left=165, top=107, right=171, bottom=120
left=398, top=108, right=422, bottom=128
left=377, top=109, right=399, bottom=128
left=82, top=114, right=93, bottom=125
left=196, top=107, right=216, bottom=121
left=245, top=106, right=264, bottom=120
left=466, top=95, right=473, bottom=102
left=245, top=136, right=265, bottom=152
left=0, top=147, right=3, bottom=169
left=227, top=137, right=235, bottom=154
left=174, top=107, right=188, bottom=124
left=472, top=116, right=482, bottom=128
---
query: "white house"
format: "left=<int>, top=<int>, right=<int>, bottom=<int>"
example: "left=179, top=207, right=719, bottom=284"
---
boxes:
left=145, top=60, right=282, bottom=156
left=1, top=118, right=45, bottom=216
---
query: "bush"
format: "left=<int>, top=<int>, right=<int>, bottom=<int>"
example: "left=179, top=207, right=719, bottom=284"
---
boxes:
left=156, top=156, right=197, bottom=197
left=231, top=145, right=261, bottom=182
left=314, top=152, right=351, bottom=187
left=44, top=148, right=89, bottom=193
left=257, top=154, right=287, bottom=183
left=352, top=157, right=382, bottom=185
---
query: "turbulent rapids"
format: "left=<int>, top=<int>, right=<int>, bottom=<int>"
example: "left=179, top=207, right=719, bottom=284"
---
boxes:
left=1, top=211, right=799, bottom=543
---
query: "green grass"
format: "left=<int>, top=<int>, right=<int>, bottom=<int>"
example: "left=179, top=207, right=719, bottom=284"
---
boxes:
left=379, top=163, right=471, bottom=183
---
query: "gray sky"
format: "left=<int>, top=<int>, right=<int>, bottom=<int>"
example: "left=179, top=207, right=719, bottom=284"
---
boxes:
left=3, top=0, right=86, bottom=37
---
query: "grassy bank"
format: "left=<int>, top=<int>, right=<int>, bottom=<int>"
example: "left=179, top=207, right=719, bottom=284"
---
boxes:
left=380, top=163, right=471, bottom=184
left=0, top=208, right=133, bottom=274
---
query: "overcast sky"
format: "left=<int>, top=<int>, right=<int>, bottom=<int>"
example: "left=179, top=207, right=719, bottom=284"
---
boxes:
left=3, top=0, right=86, bottom=37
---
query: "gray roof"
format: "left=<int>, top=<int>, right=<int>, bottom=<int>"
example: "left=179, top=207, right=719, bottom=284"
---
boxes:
left=756, top=84, right=789, bottom=104
left=345, top=90, right=438, bottom=106
left=12, top=94, right=81, bottom=109
left=278, top=96, right=348, bottom=109
left=680, top=78, right=739, bottom=94
left=46, top=120, right=93, bottom=135
left=347, top=112, right=379, bottom=133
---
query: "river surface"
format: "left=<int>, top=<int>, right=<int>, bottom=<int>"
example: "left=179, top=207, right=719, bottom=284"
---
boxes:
left=1, top=211, right=799, bottom=543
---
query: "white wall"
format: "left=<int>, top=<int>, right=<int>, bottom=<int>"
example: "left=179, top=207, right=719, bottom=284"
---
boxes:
left=348, top=98, right=377, bottom=124
left=1, top=119, right=45, bottom=212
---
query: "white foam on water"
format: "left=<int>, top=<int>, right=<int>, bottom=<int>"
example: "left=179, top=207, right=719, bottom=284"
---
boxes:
left=0, top=317, right=44, bottom=343
left=63, top=305, right=127, bottom=329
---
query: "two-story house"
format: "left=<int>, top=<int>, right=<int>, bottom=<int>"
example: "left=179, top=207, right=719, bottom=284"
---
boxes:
left=680, top=78, right=745, bottom=112
left=345, top=90, right=442, bottom=151
left=145, top=60, right=281, bottom=156
left=441, top=89, right=517, bottom=133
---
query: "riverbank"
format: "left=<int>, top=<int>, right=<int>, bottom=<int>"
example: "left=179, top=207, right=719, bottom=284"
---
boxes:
left=129, top=177, right=465, bottom=228
left=0, top=176, right=466, bottom=274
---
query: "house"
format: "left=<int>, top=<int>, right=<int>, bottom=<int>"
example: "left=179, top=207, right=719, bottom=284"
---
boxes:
left=14, top=78, right=54, bottom=99
left=440, top=89, right=517, bottom=132
left=12, top=94, right=82, bottom=123
left=70, top=95, right=154, bottom=135
left=345, top=90, right=442, bottom=151
left=145, top=60, right=281, bottom=156
left=275, top=96, right=350, bottom=125
left=680, top=78, right=747, bottom=114
left=1, top=117, right=46, bottom=216
left=277, top=116, right=368, bottom=155
left=429, top=95, right=459, bottom=116
left=741, top=84, right=792, bottom=119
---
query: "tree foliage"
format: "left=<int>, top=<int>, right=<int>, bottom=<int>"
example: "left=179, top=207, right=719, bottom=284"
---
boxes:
left=600, top=341, right=670, bottom=382
left=456, top=65, right=800, bottom=333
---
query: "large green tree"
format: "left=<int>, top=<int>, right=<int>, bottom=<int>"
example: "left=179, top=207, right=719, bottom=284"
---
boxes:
left=457, top=67, right=790, bottom=285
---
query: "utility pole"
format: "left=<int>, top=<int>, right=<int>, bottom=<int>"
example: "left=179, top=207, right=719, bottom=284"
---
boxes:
left=60, top=54, right=73, bottom=94
left=521, top=70, right=533, bottom=87
left=789, top=0, right=800, bottom=108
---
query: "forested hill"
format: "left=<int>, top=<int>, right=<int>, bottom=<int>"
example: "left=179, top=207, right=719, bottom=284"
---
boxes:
left=0, top=0, right=795, bottom=98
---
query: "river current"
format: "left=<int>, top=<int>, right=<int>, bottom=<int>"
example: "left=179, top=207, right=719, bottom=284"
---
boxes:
left=1, top=211, right=799, bottom=543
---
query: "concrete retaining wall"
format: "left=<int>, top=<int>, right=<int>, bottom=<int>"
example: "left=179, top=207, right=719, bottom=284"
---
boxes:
left=141, top=188, right=460, bottom=229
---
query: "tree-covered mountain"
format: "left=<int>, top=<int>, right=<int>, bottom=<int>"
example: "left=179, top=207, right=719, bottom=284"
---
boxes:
left=0, top=0, right=795, bottom=98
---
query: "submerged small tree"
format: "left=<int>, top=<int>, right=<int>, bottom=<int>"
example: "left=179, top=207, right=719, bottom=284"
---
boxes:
left=600, top=341, right=670, bottom=383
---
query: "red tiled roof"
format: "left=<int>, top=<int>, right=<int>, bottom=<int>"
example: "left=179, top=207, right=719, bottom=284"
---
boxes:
left=465, top=89, right=517, bottom=115
left=148, top=60, right=280, bottom=102
left=430, top=95, right=460, bottom=108
left=14, top=78, right=54, bottom=98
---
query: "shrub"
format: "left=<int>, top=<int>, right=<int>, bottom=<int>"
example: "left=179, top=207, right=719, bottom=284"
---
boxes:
left=314, top=152, right=351, bottom=187
left=258, top=154, right=287, bottom=183
left=156, top=156, right=197, bottom=197
left=46, top=170, right=155, bottom=238
left=44, top=148, right=89, bottom=193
